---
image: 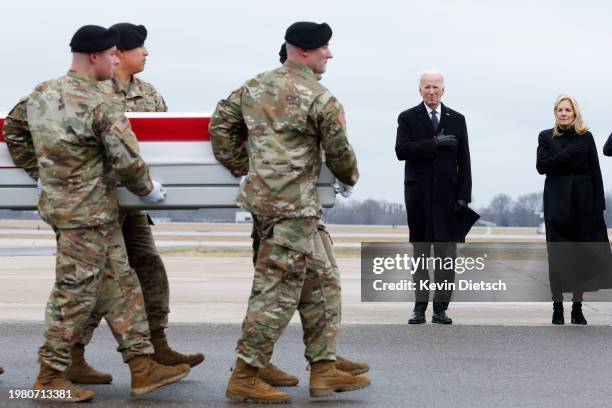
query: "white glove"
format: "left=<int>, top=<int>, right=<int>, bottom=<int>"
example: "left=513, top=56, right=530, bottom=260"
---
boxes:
left=333, top=180, right=354, bottom=198
left=140, top=180, right=166, bottom=203
left=341, top=185, right=354, bottom=198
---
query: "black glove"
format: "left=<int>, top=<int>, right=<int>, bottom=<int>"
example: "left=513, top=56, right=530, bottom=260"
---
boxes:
left=434, top=132, right=457, bottom=150
left=566, top=142, right=589, bottom=157
left=454, top=199, right=468, bottom=213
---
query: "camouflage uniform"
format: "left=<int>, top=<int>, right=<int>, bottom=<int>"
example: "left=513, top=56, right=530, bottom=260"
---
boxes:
left=209, top=61, right=358, bottom=368
left=99, top=75, right=167, bottom=112
left=78, top=75, right=170, bottom=346
left=2, top=98, right=38, bottom=179
left=252, top=219, right=341, bottom=335
left=3, top=71, right=155, bottom=370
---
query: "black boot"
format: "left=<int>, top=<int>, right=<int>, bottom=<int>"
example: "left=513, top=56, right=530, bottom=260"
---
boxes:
left=408, top=302, right=427, bottom=324
left=552, top=301, right=564, bottom=325
left=571, top=302, right=587, bottom=325
left=432, top=309, right=453, bottom=324
left=408, top=309, right=426, bottom=324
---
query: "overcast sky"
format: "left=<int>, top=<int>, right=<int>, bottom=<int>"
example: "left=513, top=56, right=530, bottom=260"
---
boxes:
left=2, top=0, right=612, bottom=208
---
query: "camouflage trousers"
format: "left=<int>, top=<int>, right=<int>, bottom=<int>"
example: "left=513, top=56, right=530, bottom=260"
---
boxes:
left=38, top=220, right=153, bottom=371
left=78, top=210, right=170, bottom=346
left=252, top=219, right=341, bottom=329
left=237, top=216, right=339, bottom=368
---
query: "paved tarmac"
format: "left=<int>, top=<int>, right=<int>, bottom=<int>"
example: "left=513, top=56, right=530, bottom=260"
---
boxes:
left=2, top=256, right=612, bottom=325
left=1, top=322, right=612, bottom=407
left=2, top=222, right=612, bottom=406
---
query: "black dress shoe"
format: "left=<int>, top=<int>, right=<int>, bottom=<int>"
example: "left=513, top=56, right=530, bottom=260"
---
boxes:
left=432, top=310, right=452, bottom=324
left=408, top=310, right=426, bottom=324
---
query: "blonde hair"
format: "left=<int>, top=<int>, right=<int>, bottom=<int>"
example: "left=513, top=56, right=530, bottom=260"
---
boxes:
left=552, top=94, right=588, bottom=136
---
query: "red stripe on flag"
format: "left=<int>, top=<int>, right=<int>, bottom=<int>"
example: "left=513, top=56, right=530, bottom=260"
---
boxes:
left=0, top=116, right=211, bottom=142
left=129, top=117, right=210, bottom=141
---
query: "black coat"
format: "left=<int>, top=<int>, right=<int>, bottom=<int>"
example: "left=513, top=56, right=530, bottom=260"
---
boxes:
left=395, top=102, right=472, bottom=242
left=603, top=132, right=612, bottom=156
left=536, top=128, right=606, bottom=240
left=536, top=128, right=612, bottom=292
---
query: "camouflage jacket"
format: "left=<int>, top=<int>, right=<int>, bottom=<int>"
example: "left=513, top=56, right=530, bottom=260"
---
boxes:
left=209, top=61, right=359, bottom=218
left=99, top=75, right=167, bottom=112
left=3, top=98, right=38, bottom=179
left=3, top=75, right=166, bottom=172
left=4, top=71, right=153, bottom=228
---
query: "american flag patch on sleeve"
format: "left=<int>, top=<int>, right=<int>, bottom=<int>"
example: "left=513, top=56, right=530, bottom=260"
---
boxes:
left=114, top=117, right=130, bottom=133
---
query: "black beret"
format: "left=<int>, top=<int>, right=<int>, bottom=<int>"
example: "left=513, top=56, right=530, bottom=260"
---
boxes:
left=110, top=23, right=147, bottom=50
left=284, top=22, right=332, bottom=50
left=279, top=43, right=287, bottom=64
left=70, top=25, right=119, bottom=53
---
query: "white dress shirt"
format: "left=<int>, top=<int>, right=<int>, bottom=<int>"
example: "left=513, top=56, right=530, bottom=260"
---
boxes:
left=424, top=103, right=441, bottom=121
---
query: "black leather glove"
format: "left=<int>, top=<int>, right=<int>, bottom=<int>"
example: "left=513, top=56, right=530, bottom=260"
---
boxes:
left=566, top=142, right=589, bottom=157
left=454, top=199, right=468, bottom=213
left=434, top=133, right=457, bottom=150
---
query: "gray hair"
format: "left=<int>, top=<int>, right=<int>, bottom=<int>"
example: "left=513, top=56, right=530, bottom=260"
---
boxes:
left=419, top=70, right=445, bottom=89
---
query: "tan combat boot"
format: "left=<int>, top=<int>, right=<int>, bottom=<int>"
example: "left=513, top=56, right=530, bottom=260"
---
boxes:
left=309, top=360, right=370, bottom=398
left=335, top=355, right=370, bottom=376
left=64, top=343, right=113, bottom=384
left=128, top=355, right=190, bottom=397
left=150, top=328, right=205, bottom=368
left=32, top=364, right=95, bottom=402
left=259, top=362, right=299, bottom=386
left=226, top=358, right=291, bottom=404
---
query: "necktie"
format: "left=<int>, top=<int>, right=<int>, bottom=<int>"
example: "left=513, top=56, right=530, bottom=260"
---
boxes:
left=431, top=110, right=439, bottom=131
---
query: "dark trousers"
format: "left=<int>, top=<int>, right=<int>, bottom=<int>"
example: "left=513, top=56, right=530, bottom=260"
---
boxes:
left=412, top=242, right=457, bottom=312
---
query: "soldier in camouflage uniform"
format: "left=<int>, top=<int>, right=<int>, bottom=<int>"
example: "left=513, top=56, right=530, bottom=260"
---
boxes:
left=209, top=22, right=370, bottom=403
left=3, top=25, right=190, bottom=402
left=250, top=43, right=368, bottom=388
left=68, top=23, right=203, bottom=385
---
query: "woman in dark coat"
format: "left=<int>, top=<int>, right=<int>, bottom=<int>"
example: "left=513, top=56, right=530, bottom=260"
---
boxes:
left=536, top=94, right=611, bottom=325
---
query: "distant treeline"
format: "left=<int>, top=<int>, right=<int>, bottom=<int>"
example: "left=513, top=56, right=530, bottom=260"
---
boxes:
left=478, top=191, right=612, bottom=227
left=0, top=208, right=241, bottom=223
left=324, top=200, right=406, bottom=225
left=476, top=192, right=542, bottom=227
left=4, top=191, right=612, bottom=227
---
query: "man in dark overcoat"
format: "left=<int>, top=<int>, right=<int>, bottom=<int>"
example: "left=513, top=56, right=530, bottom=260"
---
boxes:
left=395, top=70, right=473, bottom=324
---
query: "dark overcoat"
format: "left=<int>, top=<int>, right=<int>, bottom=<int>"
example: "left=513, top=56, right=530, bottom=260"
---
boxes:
left=395, top=102, right=472, bottom=242
left=536, top=128, right=612, bottom=292
left=603, top=132, right=612, bottom=156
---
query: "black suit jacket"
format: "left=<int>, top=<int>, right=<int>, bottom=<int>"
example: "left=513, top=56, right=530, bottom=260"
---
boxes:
left=395, top=102, right=472, bottom=242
